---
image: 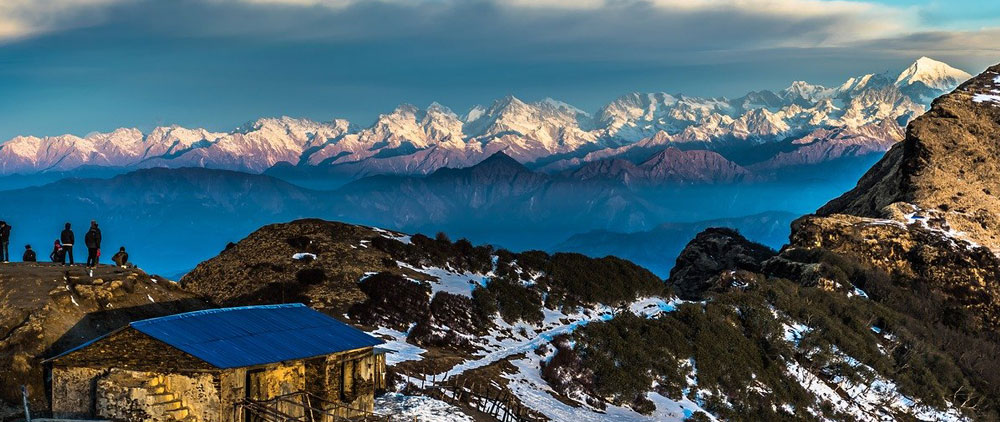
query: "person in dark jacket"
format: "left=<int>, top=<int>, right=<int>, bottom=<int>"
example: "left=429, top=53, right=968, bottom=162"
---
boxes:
left=84, top=220, right=102, bottom=267
left=50, top=240, right=65, bottom=263
left=22, top=245, right=36, bottom=262
left=60, top=222, right=75, bottom=265
left=0, top=221, right=10, bottom=263
left=112, top=246, right=129, bottom=268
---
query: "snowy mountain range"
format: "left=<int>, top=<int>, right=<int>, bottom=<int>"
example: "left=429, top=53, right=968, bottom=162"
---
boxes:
left=0, top=57, right=971, bottom=183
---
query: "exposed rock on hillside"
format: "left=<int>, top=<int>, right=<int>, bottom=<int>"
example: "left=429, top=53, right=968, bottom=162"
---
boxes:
left=819, top=63, right=1000, bottom=250
left=668, top=227, right=776, bottom=299
left=180, top=220, right=400, bottom=311
left=0, top=264, right=209, bottom=407
left=785, top=214, right=1000, bottom=331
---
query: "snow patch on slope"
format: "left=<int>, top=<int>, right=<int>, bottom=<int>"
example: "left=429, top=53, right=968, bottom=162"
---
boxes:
left=372, top=226, right=413, bottom=244
left=786, top=356, right=966, bottom=421
left=395, top=260, right=489, bottom=298
left=375, top=393, right=474, bottom=422
left=628, top=297, right=684, bottom=318
left=373, top=326, right=427, bottom=365
left=505, top=354, right=716, bottom=422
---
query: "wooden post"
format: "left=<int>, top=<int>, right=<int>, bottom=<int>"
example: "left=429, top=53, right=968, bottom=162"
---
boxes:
left=21, top=386, right=31, bottom=422
left=305, top=392, right=316, bottom=422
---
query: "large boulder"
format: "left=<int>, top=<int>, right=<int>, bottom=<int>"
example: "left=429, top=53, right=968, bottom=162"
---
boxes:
left=668, top=227, right=776, bottom=300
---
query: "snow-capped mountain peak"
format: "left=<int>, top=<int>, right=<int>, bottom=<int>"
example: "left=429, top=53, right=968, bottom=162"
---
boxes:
left=463, top=105, right=486, bottom=123
left=781, top=80, right=833, bottom=103
left=837, top=72, right=893, bottom=95
left=537, top=97, right=590, bottom=117
left=0, top=58, right=970, bottom=178
left=895, top=56, right=972, bottom=91
left=426, top=102, right=457, bottom=118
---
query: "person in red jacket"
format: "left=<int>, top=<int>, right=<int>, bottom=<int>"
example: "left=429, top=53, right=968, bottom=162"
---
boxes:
left=50, top=240, right=65, bottom=263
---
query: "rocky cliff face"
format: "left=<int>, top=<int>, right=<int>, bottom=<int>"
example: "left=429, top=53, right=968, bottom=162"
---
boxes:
left=819, top=63, right=1000, bottom=251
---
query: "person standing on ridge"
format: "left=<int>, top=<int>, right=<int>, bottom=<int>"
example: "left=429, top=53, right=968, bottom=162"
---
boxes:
left=0, top=221, right=11, bottom=263
left=85, top=220, right=102, bottom=267
left=60, top=222, right=75, bottom=265
left=22, top=245, right=36, bottom=262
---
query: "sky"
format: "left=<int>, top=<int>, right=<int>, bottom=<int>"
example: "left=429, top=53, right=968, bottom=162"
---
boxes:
left=0, top=0, right=997, bottom=140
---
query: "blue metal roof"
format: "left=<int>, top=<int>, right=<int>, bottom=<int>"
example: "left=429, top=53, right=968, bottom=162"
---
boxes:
left=51, top=304, right=384, bottom=368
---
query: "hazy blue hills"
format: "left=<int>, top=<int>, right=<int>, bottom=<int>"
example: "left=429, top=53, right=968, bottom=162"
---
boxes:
left=0, top=150, right=873, bottom=275
left=555, top=211, right=797, bottom=277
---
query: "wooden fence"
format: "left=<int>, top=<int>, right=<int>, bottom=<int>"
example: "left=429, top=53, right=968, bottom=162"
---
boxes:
left=419, top=379, right=545, bottom=422
left=235, top=391, right=393, bottom=422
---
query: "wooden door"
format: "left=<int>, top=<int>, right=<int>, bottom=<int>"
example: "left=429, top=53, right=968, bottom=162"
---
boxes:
left=245, top=368, right=266, bottom=422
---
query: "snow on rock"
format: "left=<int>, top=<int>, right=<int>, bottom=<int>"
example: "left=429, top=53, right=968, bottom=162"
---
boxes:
left=409, top=296, right=687, bottom=385
left=973, top=94, right=1000, bottom=105
left=410, top=296, right=694, bottom=419
left=372, top=226, right=413, bottom=244
left=903, top=207, right=982, bottom=250
left=971, top=73, right=1000, bottom=106
left=783, top=322, right=812, bottom=345
left=375, top=393, right=474, bottom=422
left=849, top=286, right=869, bottom=299
left=292, top=252, right=317, bottom=261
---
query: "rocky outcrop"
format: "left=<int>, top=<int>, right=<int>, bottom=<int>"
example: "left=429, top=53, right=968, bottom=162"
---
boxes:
left=819, top=63, right=1000, bottom=251
left=667, top=227, right=776, bottom=300
left=558, top=211, right=794, bottom=277
left=783, top=214, right=1000, bottom=330
left=180, top=219, right=401, bottom=312
left=0, top=263, right=208, bottom=407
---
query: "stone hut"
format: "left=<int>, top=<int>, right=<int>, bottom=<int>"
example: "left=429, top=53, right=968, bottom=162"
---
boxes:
left=45, top=303, right=387, bottom=422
